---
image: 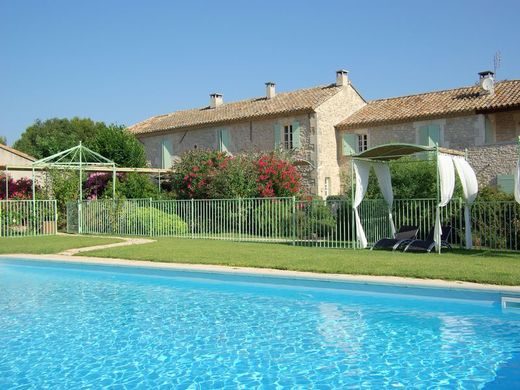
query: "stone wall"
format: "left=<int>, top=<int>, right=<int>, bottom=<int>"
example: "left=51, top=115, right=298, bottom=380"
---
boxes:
left=467, top=142, right=517, bottom=188
left=314, top=85, right=366, bottom=197
left=138, top=113, right=316, bottom=193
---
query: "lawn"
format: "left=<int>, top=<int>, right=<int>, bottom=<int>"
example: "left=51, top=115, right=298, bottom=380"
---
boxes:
left=0, top=235, right=123, bottom=255
left=81, top=237, right=520, bottom=286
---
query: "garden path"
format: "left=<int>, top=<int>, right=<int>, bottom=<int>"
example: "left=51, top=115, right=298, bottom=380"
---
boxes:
left=58, top=235, right=155, bottom=256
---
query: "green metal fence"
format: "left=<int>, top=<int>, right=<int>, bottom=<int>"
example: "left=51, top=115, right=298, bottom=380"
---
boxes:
left=0, top=200, right=57, bottom=237
left=66, top=197, right=520, bottom=251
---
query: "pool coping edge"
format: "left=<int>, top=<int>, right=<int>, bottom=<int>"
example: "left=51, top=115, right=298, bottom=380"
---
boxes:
left=1, top=253, right=520, bottom=294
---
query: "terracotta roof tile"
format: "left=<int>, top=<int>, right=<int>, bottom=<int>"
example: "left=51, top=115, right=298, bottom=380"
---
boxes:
left=128, top=84, right=343, bottom=135
left=337, top=80, right=520, bottom=129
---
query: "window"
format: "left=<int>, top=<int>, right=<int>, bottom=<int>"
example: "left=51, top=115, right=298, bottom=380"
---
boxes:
left=497, top=175, right=514, bottom=194
left=275, top=122, right=301, bottom=150
left=324, top=177, right=331, bottom=198
left=418, top=124, right=441, bottom=146
left=161, top=139, right=173, bottom=169
left=358, top=134, right=368, bottom=152
left=283, top=125, right=293, bottom=149
left=485, top=117, right=495, bottom=144
left=342, top=133, right=359, bottom=156
left=218, top=129, right=230, bottom=152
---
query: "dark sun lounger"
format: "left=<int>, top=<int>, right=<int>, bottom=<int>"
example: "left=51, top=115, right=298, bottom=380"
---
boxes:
left=371, top=225, right=419, bottom=251
left=404, top=226, right=453, bottom=253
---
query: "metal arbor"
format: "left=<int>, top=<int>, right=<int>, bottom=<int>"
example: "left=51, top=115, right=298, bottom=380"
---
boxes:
left=31, top=143, right=117, bottom=234
left=31, top=142, right=117, bottom=202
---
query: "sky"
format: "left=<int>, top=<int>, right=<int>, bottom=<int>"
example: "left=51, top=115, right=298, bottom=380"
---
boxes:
left=1, top=0, right=519, bottom=145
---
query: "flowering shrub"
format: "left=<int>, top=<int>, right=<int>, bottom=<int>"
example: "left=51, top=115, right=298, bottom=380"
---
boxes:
left=256, top=154, right=300, bottom=197
left=0, top=175, right=36, bottom=200
left=172, top=150, right=302, bottom=199
left=172, top=150, right=229, bottom=199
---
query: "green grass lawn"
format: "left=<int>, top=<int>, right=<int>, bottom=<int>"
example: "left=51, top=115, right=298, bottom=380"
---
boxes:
left=81, top=237, right=520, bottom=286
left=0, top=235, right=123, bottom=255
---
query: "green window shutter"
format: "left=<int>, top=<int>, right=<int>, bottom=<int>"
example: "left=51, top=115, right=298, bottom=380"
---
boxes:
left=428, top=124, right=440, bottom=146
left=161, top=139, right=172, bottom=169
left=497, top=175, right=514, bottom=194
left=485, top=117, right=494, bottom=144
left=274, top=124, right=282, bottom=148
left=418, top=126, right=429, bottom=146
left=292, top=121, right=301, bottom=149
left=219, top=129, right=230, bottom=152
left=342, top=133, right=359, bottom=156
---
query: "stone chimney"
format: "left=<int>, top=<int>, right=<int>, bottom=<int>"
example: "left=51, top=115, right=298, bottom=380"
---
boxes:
left=210, top=93, right=223, bottom=108
left=478, top=71, right=495, bottom=95
left=336, top=69, right=349, bottom=87
left=265, top=82, right=276, bottom=99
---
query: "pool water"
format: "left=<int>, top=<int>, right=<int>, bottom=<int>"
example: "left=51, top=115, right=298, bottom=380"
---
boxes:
left=1, top=258, right=519, bottom=389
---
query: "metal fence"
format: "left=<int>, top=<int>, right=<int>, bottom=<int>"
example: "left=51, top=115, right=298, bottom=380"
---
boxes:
left=66, top=197, right=520, bottom=251
left=0, top=200, right=58, bottom=237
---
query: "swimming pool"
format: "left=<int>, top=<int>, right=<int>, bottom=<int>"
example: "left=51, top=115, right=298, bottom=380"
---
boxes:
left=1, top=258, right=519, bottom=389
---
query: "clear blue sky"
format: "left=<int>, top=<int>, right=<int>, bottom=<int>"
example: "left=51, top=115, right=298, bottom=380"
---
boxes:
left=1, top=0, right=519, bottom=145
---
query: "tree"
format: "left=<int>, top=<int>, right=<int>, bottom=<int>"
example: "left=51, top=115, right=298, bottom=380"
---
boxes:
left=14, top=117, right=106, bottom=159
left=0, top=135, right=6, bottom=145
left=13, top=117, right=147, bottom=168
left=90, top=124, right=147, bottom=167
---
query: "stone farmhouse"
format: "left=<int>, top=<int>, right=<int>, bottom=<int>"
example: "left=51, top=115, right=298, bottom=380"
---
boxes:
left=128, top=70, right=520, bottom=197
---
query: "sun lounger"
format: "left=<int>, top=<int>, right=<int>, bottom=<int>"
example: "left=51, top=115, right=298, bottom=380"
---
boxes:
left=371, top=225, right=419, bottom=251
left=403, top=226, right=453, bottom=253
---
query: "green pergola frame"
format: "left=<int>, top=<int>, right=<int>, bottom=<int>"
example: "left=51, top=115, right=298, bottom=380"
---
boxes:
left=350, top=143, right=466, bottom=254
left=31, top=142, right=117, bottom=203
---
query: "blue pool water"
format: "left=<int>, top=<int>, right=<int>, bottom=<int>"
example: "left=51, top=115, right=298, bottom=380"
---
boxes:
left=1, top=258, right=520, bottom=389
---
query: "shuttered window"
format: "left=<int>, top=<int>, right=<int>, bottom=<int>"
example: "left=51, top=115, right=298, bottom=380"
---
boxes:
left=161, top=139, right=173, bottom=169
left=418, top=124, right=441, bottom=146
left=274, top=124, right=282, bottom=148
left=485, top=117, right=495, bottom=144
left=342, top=133, right=359, bottom=156
left=218, top=129, right=230, bottom=153
left=497, top=175, right=514, bottom=194
left=276, top=121, right=301, bottom=150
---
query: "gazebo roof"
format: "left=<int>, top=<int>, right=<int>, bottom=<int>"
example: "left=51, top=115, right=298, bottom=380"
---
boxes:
left=353, top=143, right=465, bottom=160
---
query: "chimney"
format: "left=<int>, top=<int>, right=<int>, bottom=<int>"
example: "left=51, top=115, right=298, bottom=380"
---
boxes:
left=210, top=93, right=223, bottom=108
left=265, top=82, right=276, bottom=99
left=336, top=69, right=349, bottom=87
left=478, top=70, right=495, bottom=95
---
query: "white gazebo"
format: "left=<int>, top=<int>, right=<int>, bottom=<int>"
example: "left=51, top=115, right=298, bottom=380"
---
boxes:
left=350, top=143, right=479, bottom=253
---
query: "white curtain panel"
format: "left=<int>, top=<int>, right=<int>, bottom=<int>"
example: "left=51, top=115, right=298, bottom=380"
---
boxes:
left=453, top=156, right=479, bottom=249
left=372, top=162, right=396, bottom=236
left=353, top=160, right=371, bottom=248
left=434, top=154, right=456, bottom=251
left=515, top=159, right=520, bottom=204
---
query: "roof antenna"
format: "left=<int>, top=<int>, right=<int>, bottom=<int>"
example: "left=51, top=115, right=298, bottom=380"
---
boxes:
left=493, top=51, right=501, bottom=80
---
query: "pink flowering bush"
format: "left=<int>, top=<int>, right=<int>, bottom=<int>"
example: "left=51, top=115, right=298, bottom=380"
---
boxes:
left=172, top=150, right=302, bottom=199
left=0, top=175, right=36, bottom=200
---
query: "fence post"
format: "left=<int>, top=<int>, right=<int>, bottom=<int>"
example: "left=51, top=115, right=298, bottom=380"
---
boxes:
left=292, top=196, right=296, bottom=246
left=238, top=197, right=242, bottom=241
left=190, top=198, right=194, bottom=239
left=149, top=198, right=153, bottom=237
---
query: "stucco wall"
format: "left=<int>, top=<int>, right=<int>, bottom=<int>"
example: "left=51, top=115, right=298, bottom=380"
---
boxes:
left=467, top=142, right=517, bottom=188
left=314, top=85, right=366, bottom=197
left=0, top=148, right=34, bottom=180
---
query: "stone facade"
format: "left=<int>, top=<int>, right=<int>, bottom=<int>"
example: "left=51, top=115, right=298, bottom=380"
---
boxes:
left=314, top=86, right=366, bottom=197
left=138, top=84, right=366, bottom=197
left=467, top=142, right=517, bottom=188
left=336, top=109, right=520, bottom=190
